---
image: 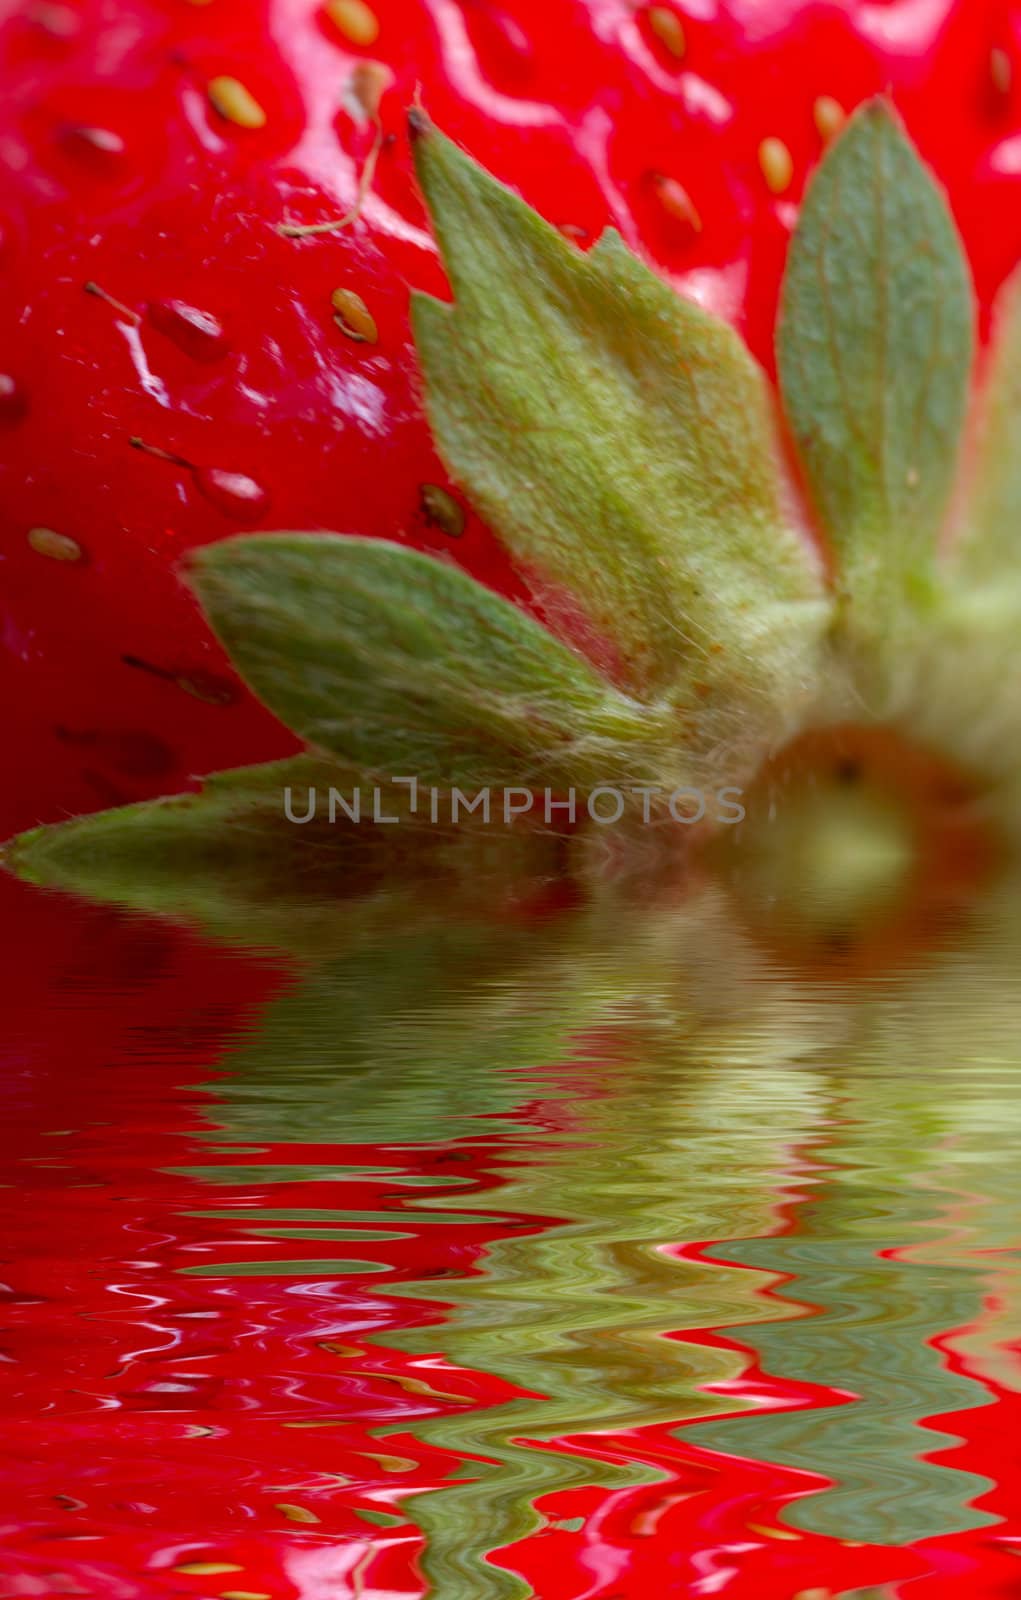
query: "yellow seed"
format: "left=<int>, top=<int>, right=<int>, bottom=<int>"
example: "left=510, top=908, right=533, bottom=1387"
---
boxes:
left=208, top=76, right=267, bottom=130
left=646, top=5, right=685, bottom=59
left=220, top=1593, right=272, bottom=1599
left=759, top=135, right=793, bottom=194
left=361, top=1450, right=417, bottom=1472
left=28, top=527, right=83, bottom=562
left=274, top=1502, right=320, bottom=1523
left=331, top=287, right=378, bottom=343
left=173, top=1564, right=244, bottom=1576
left=324, top=0, right=379, bottom=46
left=813, top=95, right=845, bottom=142
left=653, top=173, right=702, bottom=233
left=748, top=1522, right=800, bottom=1541
left=991, top=46, right=1012, bottom=97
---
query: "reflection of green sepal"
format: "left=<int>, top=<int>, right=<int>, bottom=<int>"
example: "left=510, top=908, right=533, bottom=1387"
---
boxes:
left=209, top=920, right=600, bottom=1145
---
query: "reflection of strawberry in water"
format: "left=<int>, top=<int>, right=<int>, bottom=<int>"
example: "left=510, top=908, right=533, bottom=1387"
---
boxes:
left=0, top=881, right=354, bottom=1583
left=0, top=875, right=290, bottom=1581
left=159, top=889, right=1018, bottom=1600
left=0, top=872, right=599, bottom=1599
left=5, top=871, right=1021, bottom=1599
left=368, top=989, right=1021, bottom=1597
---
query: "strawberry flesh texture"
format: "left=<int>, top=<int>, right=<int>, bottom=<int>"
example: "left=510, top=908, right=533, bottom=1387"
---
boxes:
left=3, top=0, right=1021, bottom=838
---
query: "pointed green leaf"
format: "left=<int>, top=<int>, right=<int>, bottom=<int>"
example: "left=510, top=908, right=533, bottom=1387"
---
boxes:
left=189, top=535, right=681, bottom=789
left=778, top=99, right=973, bottom=609
left=955, top=266, right=1021, bottom=582
left=409, top=116, right=828, bottom=756
left=1, top=755, right=565, bottom=955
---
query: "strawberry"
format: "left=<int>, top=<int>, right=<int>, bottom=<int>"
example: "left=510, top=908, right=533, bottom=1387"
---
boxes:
left=11, top=18, right=1021, bottom=1593
left=3, top=79, right=1020, bottom=983
left=3, top=0, right=1021, bottom=843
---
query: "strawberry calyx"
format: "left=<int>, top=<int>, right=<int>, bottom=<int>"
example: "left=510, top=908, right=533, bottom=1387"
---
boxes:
left=715, top=723, right=1002, bottom=978
left=6, top=98, right=1021, bottom=969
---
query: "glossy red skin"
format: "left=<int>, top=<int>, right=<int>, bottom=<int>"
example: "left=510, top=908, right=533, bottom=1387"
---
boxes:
left=3, top=0, right=1021, bottom=838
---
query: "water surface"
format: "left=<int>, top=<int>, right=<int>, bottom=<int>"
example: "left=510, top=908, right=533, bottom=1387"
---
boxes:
left=2, top=874, right=1021, bottom=1599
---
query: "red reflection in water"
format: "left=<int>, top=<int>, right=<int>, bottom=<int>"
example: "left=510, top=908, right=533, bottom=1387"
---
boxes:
left=1, top=875, right=1020, bottom=1599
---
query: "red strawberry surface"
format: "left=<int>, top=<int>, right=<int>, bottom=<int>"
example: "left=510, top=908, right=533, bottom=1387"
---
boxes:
left=3, top=0, right=1021, bottom=840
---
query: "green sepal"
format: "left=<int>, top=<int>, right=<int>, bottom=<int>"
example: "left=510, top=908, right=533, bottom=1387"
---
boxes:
left=189, top=535, right=682, bottom=789
left=878, top=582, right=1021, bottom=795
left=778, top=98, right=973, bottom=613
left=1, top=754, right=565, bottom=956
left=410, top=114, right=829, bottom=771
left=954, top=265, right=1021, bottom=583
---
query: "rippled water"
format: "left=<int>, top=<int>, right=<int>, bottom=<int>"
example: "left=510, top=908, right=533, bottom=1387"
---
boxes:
left=2, top=872, right=1021, bottom=1599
